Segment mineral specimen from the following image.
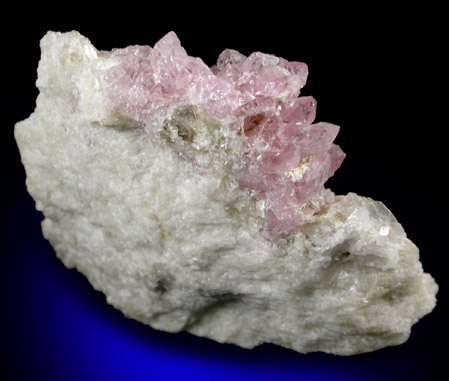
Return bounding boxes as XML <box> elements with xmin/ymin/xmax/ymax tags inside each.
<box><xmin>14</xmin><ymin>31</ymin><xmax>438</xmax><ymax>355</ymax></box>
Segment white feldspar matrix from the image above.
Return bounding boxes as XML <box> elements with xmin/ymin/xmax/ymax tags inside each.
<box><xmin>15</xmin><ymin>31</ymin><xmax>437</xmax><ymax>355</ymax></box>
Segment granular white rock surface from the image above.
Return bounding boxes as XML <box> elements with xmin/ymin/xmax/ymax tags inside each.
<box><xmin>15</xmin><ymin>31</ymin><xmax>438</xmax><ymax>355</ymax></box>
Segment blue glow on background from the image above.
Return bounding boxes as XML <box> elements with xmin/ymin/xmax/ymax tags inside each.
<box><xmin>5</xmin><ymin>192</ymin><xmax>439</xmax><ymax>381</ymax></box>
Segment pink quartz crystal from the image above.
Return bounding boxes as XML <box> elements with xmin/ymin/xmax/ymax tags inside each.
<box><xmin>104</xmin><ymin>32</ymin><xmax>345</xmax><ymax>238</ymax></box>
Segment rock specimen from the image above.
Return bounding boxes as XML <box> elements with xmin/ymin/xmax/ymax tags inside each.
<box><xmin>15</xmin><ymin>31</ymin><xmax>438</xmax><ymax>355</ymax></box>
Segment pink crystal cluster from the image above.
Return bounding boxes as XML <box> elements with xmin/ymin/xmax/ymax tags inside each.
<box><xmin>104</xmin><ymin>32</ymin><xmax>345</xmax><ymax>237</ymax></box>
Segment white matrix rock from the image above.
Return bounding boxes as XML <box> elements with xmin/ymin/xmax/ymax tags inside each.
<box><xmin>15</xmin><ymin>31</ymin><xmax>438</xmax><ymax>355</ymax></box>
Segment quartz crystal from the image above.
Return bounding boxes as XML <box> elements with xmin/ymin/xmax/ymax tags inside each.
<box><xmin>14</xmin><ymin>31</ymin><xmax>438</xmax><ymax>355</ymax></box>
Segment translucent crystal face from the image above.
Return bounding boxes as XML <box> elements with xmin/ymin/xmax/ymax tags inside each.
<box><xmin>104</xmin><ymin>32</ymin><xmax>345</xmax><ymax>237</ymax></box>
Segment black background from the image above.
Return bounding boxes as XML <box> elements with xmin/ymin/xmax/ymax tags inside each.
<box><xmin>2</xmin><ymin>5</ymin><xmax>446</xmax><ymax>380</ymax></box>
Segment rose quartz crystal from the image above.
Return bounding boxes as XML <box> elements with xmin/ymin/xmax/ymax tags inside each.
<box><xmin>104</xmin><ymin>32</ymin><xmax>345</xmax><ymax>238</ymax></box>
